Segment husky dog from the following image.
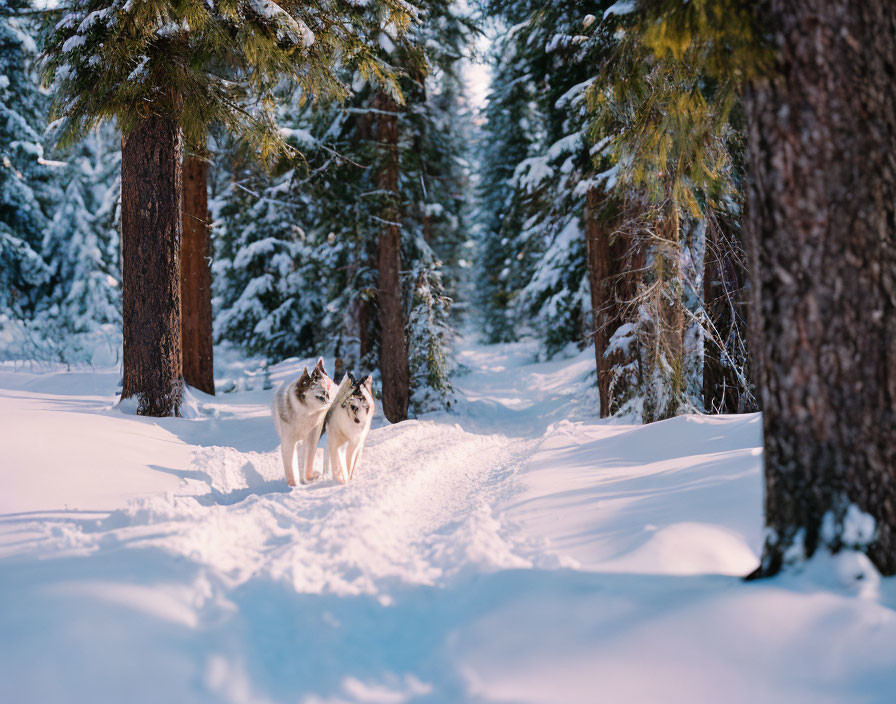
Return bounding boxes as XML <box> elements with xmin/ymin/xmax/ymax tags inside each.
<box><xmin>273</xmin><ymin>359</ymin><xmax>336</xmax><ymax>486</ymax></box>
<box><xmin>323</xmin><ymin>374</ymin><xmax>375</xmax><ymax>484</ymax></box>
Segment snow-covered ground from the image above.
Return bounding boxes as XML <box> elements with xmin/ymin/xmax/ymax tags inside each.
<box><xmin>2</xmin><ymin>337</ymin><xmax>895</xmax><ymax>703</ymax></box>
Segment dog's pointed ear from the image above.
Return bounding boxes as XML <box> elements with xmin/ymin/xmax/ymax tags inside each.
<box><xmin>362</xmin><ymin>375</ymin><xmax>373</xmax><ymax>392</ymax></box>
<box><xmin>348</xmin><ymin>371</ymin><xmax>357</xmax><ymax>385</ymax></box>
<box><xmin>315</xmin><ymin>357</ymin><xmax>326</xmax><ymax>376</ymax></box>
<box><xmin>296</xmin><ymin>368</ymin><xmax>311</xmax><ymax>399</ymax></box>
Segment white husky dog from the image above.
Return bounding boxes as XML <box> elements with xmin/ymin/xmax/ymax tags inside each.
<box><xmin>272</xmin><ymin>359</ymin><xmax>336</xmax><ymax>486</ymax></box>
<box><xmin>323</xmin><ymin>374</ymin><xmax>375</xmax><ymax>484</ymax></box>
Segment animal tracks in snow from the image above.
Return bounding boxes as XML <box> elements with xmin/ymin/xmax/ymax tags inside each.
<box><xmin>23</xmin><ymin>415</ymin><xmax>539</xmax><ymax>599</ymax></box>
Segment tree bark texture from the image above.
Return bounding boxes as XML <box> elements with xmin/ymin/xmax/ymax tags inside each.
<box><xmin>180</xmin><ymin>154</ymin><xmax>215</xmax><ymax>395</ymax></box>
<box><xmin>121</xmin><ymin>115</ymin><xmax>184</xmax><ymax>417</ymax></box>
<box><xmin>745</xmin><ymin>0</ymin><xmax>896</xmax><ymax>576</ymax></box>
<box><xmin>374</xmin><ymin>90</ymin><xmax>410</xmax><ymax>423</ymax></box>
<box><xmin>585</xmin><ymin>188</ymin><xmax>638</xmax><ymax>417</ymax></box>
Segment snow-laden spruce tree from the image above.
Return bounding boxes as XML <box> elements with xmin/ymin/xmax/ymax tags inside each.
<box><xmin>212</xmin><ymin>124</ymin><xmax>326</xmax><ymax>359</ymax></box>
<box><xmin>478</xmin><ymin>2</ymin><xmax>619</xmax><ymax>359</ymax></box>
<box><xmin>39</xmin><ymin>126</ymin><xmax>121</xmax><ymax>357</ymax></box>
<box><xmin>0</xmin><ymin>0</ymin><xmax>51</xmax><ymax>324</ymax></box>
<box><xmin>396</xmin><ymin>3</ymin><xmax>473</xmax><ymax>413</ymax></box>
<box><xmin>475</xmin><ymin>26</ymin><xmax>540</xmax><ymax>344</ymax></box>
<box><xmin>217</xmin><ymin>1</ymin><xmax>473</xmax><ymax>419</ymax></box>
<box><xmin>210</xmin><ymin>91</ymin><xmax>381</xmax><ymax>373</ymax></box>
<box><xmin>42</xmin><ymin>0</ymin><xmax>413</xmax><ymax>416</ymax></box>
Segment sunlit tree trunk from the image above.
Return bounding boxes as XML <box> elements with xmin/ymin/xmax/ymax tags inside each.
<box><xmin>374</xmin><ymin>89</ymin><xmax>409</xmax><ymax>422</ymax></box>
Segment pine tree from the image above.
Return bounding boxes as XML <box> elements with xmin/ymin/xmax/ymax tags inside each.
<box><xmin>744</xmin><ymin>0</ymin><xmax>896</xmax><ymax>576</ymax></box>
<box><xmin>478</xmin><ymin>2</ymin><xmax>618</xmax><ymax>358</ymax></box>
<box><xmin>40</xmin><ymin>125</ymin><xmax>121</xmax><ymax>350</ymax></box>
<box><xmin>0</xmin><ymin>0</ymin><xmax>50</xmax><ymax>321</ymax></box>
<box><xmin>475</xmin><ymin>27</ymin><xmax>540</xmax><ymax>343</ymax></box>
<box><xmin>587</xmin><ymin>0</ymin><xmax>761</xmax><ymax>420</ymax></box>
<box><xmin>212</xmin><ymin>135</ymin><xmax>325</xmax><ymax>360</ymax></box>
<box><xmin>230</xmin><ymin>1</ymin><xmax>474</xmax><ymax>419</ymax></box>
<box><xmin>373</xmin><ymin>85</ymin><xmax>410</xmax><ymax>422</ymax></box>
<box><xmin>390</xmin><ymin>1</ymin><xmax>472</xmax><ymax>414</ymax></box>
<box><xmin>42</xmin><ymin>0</ymin><xmax>413</xmax><ymax>416</ymax></box>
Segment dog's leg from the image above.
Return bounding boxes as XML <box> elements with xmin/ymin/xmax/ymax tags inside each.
<box><xmin>348</xmin><ymin>441</ymin><xmax>364</xmax><ymax>482</ymax></box>
<box><xmin>301</xmin><ymin>425</ymin><xmax>322</xmax><ymax>483</ymax></box>
<box><xmin>334</xmin><ymin>442</ymin><xmax>349</xmax><ymax>484</ymax></box>
<box><xmin>280</xmin><ymin>435</ymin><xmax>299</xmax><ymax>487</ymax></box>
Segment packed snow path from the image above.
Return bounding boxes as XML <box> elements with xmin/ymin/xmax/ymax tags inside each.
<box><xmin>2</xmin><ymin>339</ymin><xmax>896</xmax><ymax>703</ymax></box>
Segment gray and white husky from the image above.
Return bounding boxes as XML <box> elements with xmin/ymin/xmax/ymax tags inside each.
<box><xmin>272</xmin><ymin>359</ymin><xmax>337</xmax><ymax>486</ymax></box>
<box><xmin>323</xmin><ymin>374</ymin><xmax>375</xmax><ymax>484</ymax></box>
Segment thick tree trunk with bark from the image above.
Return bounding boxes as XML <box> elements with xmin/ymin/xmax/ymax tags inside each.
<box><xmin>374</xmin><ymin>90</ymin><xmax>409</xmax><ymax>423</ymax></box>
<box><xmin>585</xmin><ymin>188</ymin><xmax>640</xmax><ymax>417</ymax></box>
<box><xmin>121</xmin><ymin>115</ymin><xmax>184</xmax><ymax>417</ymax></box>
<box><xmin>745</xmin><ymin>0</ymin><xmax>896</xmax><ymax>576</ymax></box>
<box><xmin>180</xmin><ymin>154</ymin><xmax>215</xmax><ymax>395</ymax></box>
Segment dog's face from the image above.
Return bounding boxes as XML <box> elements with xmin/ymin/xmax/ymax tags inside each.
<box><xmin>296</xmin><ymin>359</ymin><xmax>335</xmax><ymax>409</ymax></box>
<box><xmin>345</xmin><ymin>376</ymin><xmax>374</xmax><ymax>425</ymax></box>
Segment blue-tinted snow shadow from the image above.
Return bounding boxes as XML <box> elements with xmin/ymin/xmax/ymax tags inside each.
<box><xmin>145</xmin><ymin>463</ymin><xmax>291</xmax><ymax>506</ymax></box>
<box><xmin>3</xmin><ymin>545</ymin><xmax>896</xmax><ymax>704</ymax></box>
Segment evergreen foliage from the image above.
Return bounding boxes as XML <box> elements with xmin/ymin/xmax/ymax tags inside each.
<box><xmin>585</xmin><ymin>0</ymin><xmax>760</xmax><ymax>419</ymax></box>
<box><xmin>41</xmin><ymin>125</ymin><xmax>121</xmax><ymax>335</ymax></box>
<box><xmin>212</xmin><ymin>131</ymin><xmax>325</xmax><ymax>359</ymax></box>
<box><xmin>213</xmin><ymin>1</ymin><xmax>474</xmax><ymax>414</ymax></box>
<box><xmin>0</xmin><ymin>0</ymin><xmax>762</xmax><ymax>425</ymax></box>
<box><xmin>0</xmin><ymin>0</ymin><xmax>51</xmax><ymax>319</ymax></box>
<box><xmin>42</xmin><ymin>0</ymin><xmax>413</xmax><ymax>156</ymax></box>
<box><xmin>476</xmin><ymin>1</ymin><xmax>616</xmax><ymax>356</ymax></box>
<box><xmin>474</xmin><ymin>27</ymin><xmax>539</xmax><ymax>343</ymax></box>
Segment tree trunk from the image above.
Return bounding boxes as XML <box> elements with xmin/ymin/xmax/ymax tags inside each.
<box><xmin>180</xmin><ymin>154</ymin><xmax>215</xmax><ymax>395</ymax></box>
<box><xmin>374</xmin><ymin>90</ymin><xmax>409</xmax><ymax>423</ymax></box>
<box><xmin>585</xmin><ymin>188</ymin><xmax>637</xmax><ymax>417</ymax></box>
<box><xmin>745</xmin><ymin>0</ymin><xmax>896</xmax><ymax>576</ymax></box>
<box><xmin>121</xmin><ymin>115</ymin><xmax>184</xmax><ymax>416</ymax></box>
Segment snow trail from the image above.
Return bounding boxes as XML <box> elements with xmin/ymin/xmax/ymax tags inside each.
<box><xmin>3</xmin><ymin>338</ymin><xmax>896</xmax><ymax>703</ymax></box>
<box><xmin>15</xmin><ymin>341</ymin><xmax>554</xmax><ymax>598</ymax></box>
